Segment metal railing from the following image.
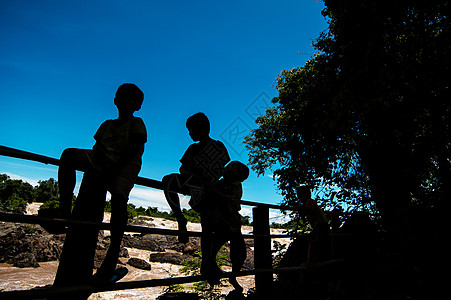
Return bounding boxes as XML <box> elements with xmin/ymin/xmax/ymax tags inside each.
<box><xmin>0</xmin><ymin>145</ymin><xmax>341</xmax><ymax>299</ymax></box>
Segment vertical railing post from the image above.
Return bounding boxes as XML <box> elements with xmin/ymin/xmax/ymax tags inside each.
<box><xmin>253</xmin><ymin>206</ymin><xmax>273</xmax><ymax>299</ymax></box>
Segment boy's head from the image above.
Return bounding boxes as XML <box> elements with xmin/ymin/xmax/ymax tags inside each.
<box><xmin>186</xmin><ymin>112</ymin><xmax>210</xmax><ymax>141</ymax></box>
<box><xmin>296</xmin><ymin>185</ymin><xmax>311</xmax><ymax>204</ymax></box>
<box><xmin>224</xmin><ymin>161</ymin><xmax>249</xmax><ymax>182</ymax></box>
<box><xmin>114</xmin><ymin>83</ymin><xmax>144</xmax><ymax>112</ymax></box>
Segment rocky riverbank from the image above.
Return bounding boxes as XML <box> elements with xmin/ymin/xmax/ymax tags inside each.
<box><xmin>0</xmin><ymin>203</ymin><xmax>290</xmax><ymax>299</ymax></box>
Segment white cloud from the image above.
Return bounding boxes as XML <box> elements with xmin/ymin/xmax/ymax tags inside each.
<box><xmin>4</xmin><ymin>172</ymin><xmax>40</xmax><ymax>186</ymax></box>
<box><xmin>127</xmin><ymin>186</ymin><xmax>191</xmax><ymax>212</ymax></box>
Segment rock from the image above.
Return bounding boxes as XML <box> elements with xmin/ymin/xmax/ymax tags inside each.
<box><xmin>122</xmin><ymin>234</ymin><xmax>202</xmax><ymax>254</ymax></box>
<box><xmin>122</xmin><ymin>234</ymin><xmax>165</xmax><ymax>252</ymax></box>
<box><xmin>93</xmin><ymin>250</ymin><xmax>106</xmax><ymax>269</ymax></box>
<box><xmin>127</xmin><ymin>257</ymin><xmax>152</xmax><ymax>270</ymax></box>
<box><xmin>154</xmin><ymin>235</ymin><xmax>185</xmax><ymax>252</ymax></box>
<box><xmin>243</xmin><ymin>247</ymin><xmax>254</xmax><ymax>270</ymax></box>
<box><xmin>93</xmin><ymin>236</ymin><xmax>129</xmax><ymax>269</ymax></box>
<box><xmin>182</xmin><ymin>239</ymin><xmax>201</xmax><ymax>255</ymax></box>
<box><xmin>245</xmin><ymin>239</ymin><xmax>254</xmax><ymax>248</ymax></box>
<box><xmin>0</xmin><ymin>222</ymin><xmax>64</xmax><ymax>267</ymax></box>
<box><xmin>148</xmin><ymin>252</ymin><xmax>194</xmax><ymax>265</ymax></box>
<box><xmin>145</xmin><ymin>234</ymin><xmax>201</xmax><ymax>254</ymax></box>
<box><xmin>119</xmin><ymin>246</ymin><xmax>129</xmax><ymax>258</ymax></box>
<box><xmin>12</xmin><ymin>252</ymin><xmax>39</xmax><ymax>268</ymax></box>
<box><xmin>32</xmin><ymin>236</ymin><xmax>64</xmax><ymax>262</ymax></box>
<box><xmin>129</xmin><ymin>218</ymin><xmax>156</xmax><ymax>227</ymax></box>
<box><xmin>0</xmin><ymin>222</ymin><xmax>131</xmax><ymax>269</ymax></box>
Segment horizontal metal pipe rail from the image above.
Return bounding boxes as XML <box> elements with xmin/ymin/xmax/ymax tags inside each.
<box><xmin>0</xmin><ymin>212</ymin><xmax>290</xmax><ymax>239</ymax></box>
<box><xmin>0</xmin><ymin>145</ymin><xmax>286</xmax><ymax>211</ymax></box>
<box><xmin>0</xmin><ymin>145</ymin><xmax>300</xmax><ymax>298</ymax></box>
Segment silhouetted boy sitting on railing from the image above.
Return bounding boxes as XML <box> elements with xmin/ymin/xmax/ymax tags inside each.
<box><xmin>202</xmin><ymin>161</ymin><xmax>249</xmax><ymax>293</ymax></box>
<box><xmin>50</xmin><ymin>83</ymin><xmax>147</xmax><ymax>293</ymax></box>
<box><xmin>162</xmin><ymin>112</ymin><xmax>230</xmax><ymax>243</ymax></box>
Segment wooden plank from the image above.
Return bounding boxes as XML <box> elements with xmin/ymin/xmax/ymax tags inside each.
<box><xmin>253</xmin><ymin>206</ymin><xmax>273</xmax><ymax>299</ymax></box>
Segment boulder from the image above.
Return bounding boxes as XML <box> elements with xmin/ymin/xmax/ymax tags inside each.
<box><xmin>93</xmin><ymin>235</ymin><xmax>129</xmax><ymax>269</ymax></box>
<box><xmin>0</xmin><ymin>222</ymin><xmax>131</xmax><ymax>269</ymax></box>
<box><xmin>149</xmin><ymin>252</ymin><xmax>194</xmax><ymax>265</ymax></box>
<box><xmin>0</xmin><ymin>222</ymin><xmax>64</xmax><ymax>268</ymax></box>
<box><xmin>122</xmin><ymin>234</ymin><xmax>165</xmax><ymax>252</ymax></box>
<box><xmin>13</xmin><ymin>252</ymin><xmax>39</xmax><ymax>268</ymax></box>
<box><xmin>122</xmin><ymin>234</ymin><xmax>202</xmax><ymax>254</ymax></box>
<box><xmin>129</xmin><ymin>217</ymin><xmax>156</xmax><ymax>227</ymax></box>
<box><xmin>127</xmin><ymin>257</ymin><xmax>152</xmax><ymax>270</ymax></box>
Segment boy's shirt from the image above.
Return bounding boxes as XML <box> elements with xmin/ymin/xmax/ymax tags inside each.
<box><xmin>180</xmin><ymin>139</ymin><xmax>230</xmax><ymax>183</ymax></box>
<box><xmin>93</xmin><ymin>116</ymin><xmax>147</xmax><ymax>169</ymax></box>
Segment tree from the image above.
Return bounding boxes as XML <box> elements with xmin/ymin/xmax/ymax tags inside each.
<box><xmin>0</xmin><ymin>174</ymin><xmax>34</xmax><ymax>212</ymax></box>
<box><xmin>33</xmin><ymin>178</ymin><xmax>59</xmax><ymax>203</ymax></box>
<box><xmin>245</xmin><ymin>0</ymin><xmax>450</xmax><ymax>235</ymax></box>
<box><xmin>245</xmin><ymin>2</ymin><xmax>449</xmax><ymax>296</ymax></box>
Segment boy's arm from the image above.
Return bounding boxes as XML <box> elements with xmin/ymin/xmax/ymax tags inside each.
<box><xmin>179</xmin><ymin>144</ymin><xmax>196</xmax><ymax>174</ymax></box>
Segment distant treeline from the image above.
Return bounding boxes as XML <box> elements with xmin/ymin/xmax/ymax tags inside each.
<box><xmin>1</xmin><ymin>174</ymin><xmax>293</xmax><ymax>228</ymax></box>
<box><xmin>0</xmin><ymin>173</ymin><xmax>58</xmax><ymax>213</ymax></box>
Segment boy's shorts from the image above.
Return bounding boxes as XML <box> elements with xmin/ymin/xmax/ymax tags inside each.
<box><xmin>63</xmin><ymin>148</ymin><xmax>140</xmax><ymax>199</ymax></box>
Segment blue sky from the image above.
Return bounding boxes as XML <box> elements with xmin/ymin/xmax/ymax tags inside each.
<box><xmin>0</xmin><ymin>1</ymin><xmax>327</xmax><ymax>221</ymax></box>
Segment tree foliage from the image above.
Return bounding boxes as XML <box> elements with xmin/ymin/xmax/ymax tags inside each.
<box><xmin>0</xmin><ymin>175</ymin><xmax>62</xmax><ymax>213</ymax></box>
<box><xmin>0</xmin><ymin>174</ymin><xmax>35</xmax><ymax>212</ymax></box>
<box><xmin>245</xmin><ymin>0</ymin><xmax>450</xmax><ymax>230</ymax></box>
<box><xmin>34</xmin><ymin>178</ymin><xmax>59</xmax><ymax>203</ymax></box>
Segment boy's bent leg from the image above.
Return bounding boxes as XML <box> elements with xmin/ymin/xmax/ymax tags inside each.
<box><xmin>162</xmin><ymin>174</ymin><xmax>186</xmax><ymax>221</ymax></box>
<box><xmin>162</xmin><ymin>174</ymin><xmax>188</xmax><ymax>242</ymax></box>
<box><xmin>58</xmin><ymin>149</ymin><xmax>79</xmax><ymax>217</ymax></box>
<box><xmin>53</xmin><ymin>171</ymin><xmax>106</xmax><ymax>296</ymax></box>
<box><xmin>58</xmin><ymin>148</ymin><xmax>95</xmax><ymax>218</ymax></box>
